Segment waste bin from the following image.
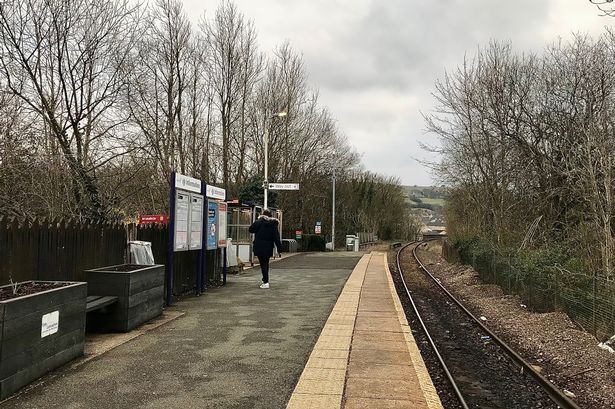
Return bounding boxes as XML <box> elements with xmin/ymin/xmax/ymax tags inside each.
<box><xmin>346</xmin><ymin>235</ymin><xmax>359</xmax><ymax>251</ymax></box>
<box><xmin>281</xmin><ymin>239</ymin><xmax>298</xmax><ymax>253</ymax></box>
<box><xmin>129</xmin><ymin>241</ymin><xmax>155</xmax><ymax>265</ymax></box>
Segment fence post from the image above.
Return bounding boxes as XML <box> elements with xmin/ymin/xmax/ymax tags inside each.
<box><xmin>492</xmin><ymin>252</ymin><xmax>496</xmax><ymax>285</ymax></box>
<box><xmin>554</xmin><ymin>268</ymin><xmax>559</xmax><ymax>311</ymax></box>
<box><xmin>507</xmin><ymin>258</ymin><xmax>512</xmax><ymax>294</ymax></box>
<box><xmin>529</xmin><ymin>268</ymin><xmax>533</xmax><ymax>308</ymax></box>
<box><xmin>593</xmin><ymin>273</ymin><xmax>597</xmax><ymax>337</ymax></box>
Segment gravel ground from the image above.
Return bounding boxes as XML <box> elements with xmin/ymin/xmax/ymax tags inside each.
<box><xmin>390</xmin><ymin>245</ymin><xmax>557</xmax><ymax>409</ymax></box>
<box><xmin>417</xmin><ymin>241</ymin><xmax>615</xmax><ymax>409</ymax></box>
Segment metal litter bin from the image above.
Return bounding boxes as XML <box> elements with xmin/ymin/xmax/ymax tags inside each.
<box><xmin>281</xmin><ymin>239</ymin><xmax>298</xmax><ymax>253</ymax></box>
<box><xmin>346</xmin><ymin>235</ymin><xmax>359</xmax><ymax>251</ymax></box>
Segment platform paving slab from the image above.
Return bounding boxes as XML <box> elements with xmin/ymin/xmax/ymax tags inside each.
<box><xmin>286</xmin><ymin>252</ymin><xmax>444</xmax><ymax>409</ymax></box>
<box><xmin>286</xmin><ymin>254</ymin><xmax>370</xmax><ymax>409</ymax></box>
<box><xmin>0</xmin><ymin>252</ymin><xmax>362</xmax><ymax>409</ymax></box>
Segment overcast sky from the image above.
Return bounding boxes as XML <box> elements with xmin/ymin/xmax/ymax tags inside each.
<box><xmin>182</xmin><ymin>0</ymin><xmax>612</xmax><ymax>186</ymax></box>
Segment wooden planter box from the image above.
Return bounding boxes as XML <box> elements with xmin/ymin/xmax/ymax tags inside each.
<box><xmin>0</xmin><ymin>281</ymin><xmax>87</xmax><ymax>400</ymax></box>
<box><xmin>85</xmin><ymin>264</ymin><xmax>164</xmax><ymax>332</ymax></box>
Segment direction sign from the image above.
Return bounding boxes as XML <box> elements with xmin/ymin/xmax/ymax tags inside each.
<box><xmin>268</xmin><ymin>183</ymin><xmax>300</xmax><ymax>190</ymax></box>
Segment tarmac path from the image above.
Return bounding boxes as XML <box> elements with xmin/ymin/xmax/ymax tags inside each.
<box><xmin>2</xmin><ymin>253</ymin><xmax>362</xmax><ymax>409</ymax></box>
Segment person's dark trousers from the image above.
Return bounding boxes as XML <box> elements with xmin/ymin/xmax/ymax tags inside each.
<box><xmin>258</xmin><ymin>256</ymin><xmax>270</xmax><ymax>283</ymax></box>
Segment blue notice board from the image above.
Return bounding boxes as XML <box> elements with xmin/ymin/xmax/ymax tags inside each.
<box><xmin>207</xmin><ymin>200</ymin><xmax>219</xmax><ymax>250</ymax></box>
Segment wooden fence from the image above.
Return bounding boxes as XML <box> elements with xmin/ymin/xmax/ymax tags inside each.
<box><xmin>0</xmin><ymin>217</ymin><xmax>126</xmax><ymax>284</ymax></box>
<box><xmin>0</xmin><ymin>218</ymin><xmax>221</xmax><ymax>295</ymax></box>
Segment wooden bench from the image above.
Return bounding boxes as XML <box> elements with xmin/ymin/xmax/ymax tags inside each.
<box><xmin>86</xmin><ymin>295</ymin><xmax>119</xmax><ymax>313</ymax></box>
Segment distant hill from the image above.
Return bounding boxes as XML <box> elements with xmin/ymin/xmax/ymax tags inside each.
<box><xmin>402</xmin><ymin>185</ymin><xmax>447</xmax><ymax>226</ymax></box>
<box><xmin>403</xmin><ymin>186</ymin><xmax>447</xmax><ymax>207</ymax></box>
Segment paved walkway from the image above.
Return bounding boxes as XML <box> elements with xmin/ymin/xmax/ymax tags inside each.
<box><xmin>1</xmin><ymin>253</ymin><xmax>362</xmax><ymax>409</ymax></box>
<box><xmin>287</xmin><ymin>252</ymin><xmax>443</xmax><ymax>409</ymax></box>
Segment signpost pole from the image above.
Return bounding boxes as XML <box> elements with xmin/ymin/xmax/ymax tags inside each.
<box><xmin>223</xmin><ymin>247</ymin><xmax>227</xmax><ymax>285</ymax></box>
<box><xmin>332</xmin><ymin>167</ymin><xmax>336</xmax><ymax>251</ymax></box>
<box><xmin>165</xmin><ymin>172</ymin><xmax>176</xmax><ymax>306</ymax></box>
<box><xmin>264</xmin><ymin>128</ymin><xmax>269</xmax><ymax>209</ymax></box>
<box><xmin>196</xmin><ymin>182</ymin><xmax>205</xmax><ymax>295</ymax></box>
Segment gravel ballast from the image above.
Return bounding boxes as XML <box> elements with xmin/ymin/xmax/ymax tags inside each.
<box><xmin>417</xmin><ymin>241</ymin><xmax>615</xmax><ymax>409</ymax></box>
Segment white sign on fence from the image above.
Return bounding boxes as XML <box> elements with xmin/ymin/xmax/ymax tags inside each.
<box><xmin>41</xmin><ymin>311</ymin><xmax>59</xmax><ymax>338</ymax></box>
<box><xmin>268</xmin><ymin>183</ymin><xmax>300</xmax><ymax>190</ymax></box>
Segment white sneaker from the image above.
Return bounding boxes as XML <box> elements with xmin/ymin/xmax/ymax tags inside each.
<box><xmin>260</xmin><ymin>283</ymin><xmax>270</xmax><ymax>289</ymax></box>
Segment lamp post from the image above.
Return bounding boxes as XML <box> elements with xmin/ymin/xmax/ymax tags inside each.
<box><xmin>332</xmin><ymin>164</ymin><xmax>336</xmax><ymax>250</ymax></box>
<box><xmin>263</xmin><ymin>111</ymin><xmax>287</xmax><ymax>209</ymax></box>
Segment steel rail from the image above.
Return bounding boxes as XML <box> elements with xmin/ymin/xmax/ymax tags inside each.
<box><xmin>395</xmin><ymin>242</ymin><xmax>470</xmax><ymax>409</ymax></box>
<box><xmin>410</xmin><ymin>241</ymin><xmax>582</xmax><ymax>409</ymax></box>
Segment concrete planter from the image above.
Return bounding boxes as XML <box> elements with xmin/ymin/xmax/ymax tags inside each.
<box><xmin>85</xmin><ymin>264</ymin><xmax>164</xmax><ymax>332</ymax></box>
<box><xmin>0</xmin><ymin>281</ymin><xmax>87</xmax><ymax>400</ymax></box>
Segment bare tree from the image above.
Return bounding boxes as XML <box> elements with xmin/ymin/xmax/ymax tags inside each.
<box><xmin>0</xmin><ymin>0</ymin><xmax>142</xmax><ymax>219</ymax></box>
<box><xmin>128</xmin><ymin>0</ymin><xmax>194</xmax><ymax>179</ymax></box>
<box><xmin>202</xmin><ymin>0</ymin><xmax>261</xmax><ymax>192</ymax></box>
<box><xmin>590</xmin><ymin>0</ymin><xmax>615</xmax><ymax>17</ymax></box>
<box><xmin>427</xmin><ymin>31</ymin><xmax>615</xmax><ymax>279</ymax></box>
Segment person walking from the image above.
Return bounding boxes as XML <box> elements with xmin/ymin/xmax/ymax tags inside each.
<box><xmin>249</xmin><ymin>209</ymin><xmax>283</xmax><ymax>289</ymax></box>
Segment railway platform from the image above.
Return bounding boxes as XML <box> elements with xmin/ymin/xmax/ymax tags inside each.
<box><xmin>287</xmin><ymin>252</ymin><xmax>442</xmax><ymax>409</ymax></box>
<box><xmin>0</xmin><ymin>251</ymin><xmax>442</xmax><ymax>409</ymax></box>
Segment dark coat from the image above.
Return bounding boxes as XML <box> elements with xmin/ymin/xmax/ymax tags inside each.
<box><xmin>249</xmin><ymin>215</ymin><xmax>283</xmax><ymax>258</ymax></box>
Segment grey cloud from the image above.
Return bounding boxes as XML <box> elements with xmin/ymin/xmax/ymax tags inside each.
<box><xmin>184</xmin><ymin>0</ymin><xmax>605</xmax><ymax>185</ymax></box>
<box><xmin>304</xmin><ymin>0</ymin><xmax>552</xmax><ymax>94</ymax></box>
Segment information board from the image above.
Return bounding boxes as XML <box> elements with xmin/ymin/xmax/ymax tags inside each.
<box><xmin>174</xmin><ymin>191</ymin><xmax>190</xmax><ymax>251</ymax></box>
<box><xmin>207</xmin><ymin>200</ymin><xmax>219</xmax><ymax>250</ymax></box>
<box><xmin>218</xmin><ymin>202</ymin><xmax>227</xmax><ymax>248</ymax></box>
<box><xmin>189</xmin><ymin>194</ymin><xmax>204</xmax><ymax>250</ymax></box>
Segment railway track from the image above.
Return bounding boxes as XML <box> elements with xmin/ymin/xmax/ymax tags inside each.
<box><xmin>393</xmin><ymin>241</ymin><xmax>581</xmax><ymax>409</ymax></box>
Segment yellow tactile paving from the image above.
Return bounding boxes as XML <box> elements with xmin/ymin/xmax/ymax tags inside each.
<box><xmin>286</xmin><ymin>252</ymin><xmax>443</xmax><ymax>409</ymax></box>
<box><xmin>286</xmin><ymin>253</ymin><xmax>371</xmax><ymax>409</ymax></box>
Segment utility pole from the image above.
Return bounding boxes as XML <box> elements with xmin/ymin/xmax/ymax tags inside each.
<box><xmin>332</xmin><ymin>165</ymin><xmax>336</xmax><ymax>250</ymax></box>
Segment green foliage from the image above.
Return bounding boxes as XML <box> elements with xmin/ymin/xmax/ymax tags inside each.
<box><xmin>447</xmin><ymin>235</ymin><xmax>615</xmax><ymax>339</ymax></box>
<box><xmin>237</xmin><ymin>175</ymin><xmax>278</xmax><ymax>208</ymax></box>
<box><xmin>452</xmin><ymin>235</ymin><xmax>583</xmax><ymax>274</ymax></box>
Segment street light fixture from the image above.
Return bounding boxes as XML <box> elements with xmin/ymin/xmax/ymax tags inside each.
<box><xmin>264</xmin><ymin>111</ymin><xmax>287</xmax><ymax>209</ymax></box>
